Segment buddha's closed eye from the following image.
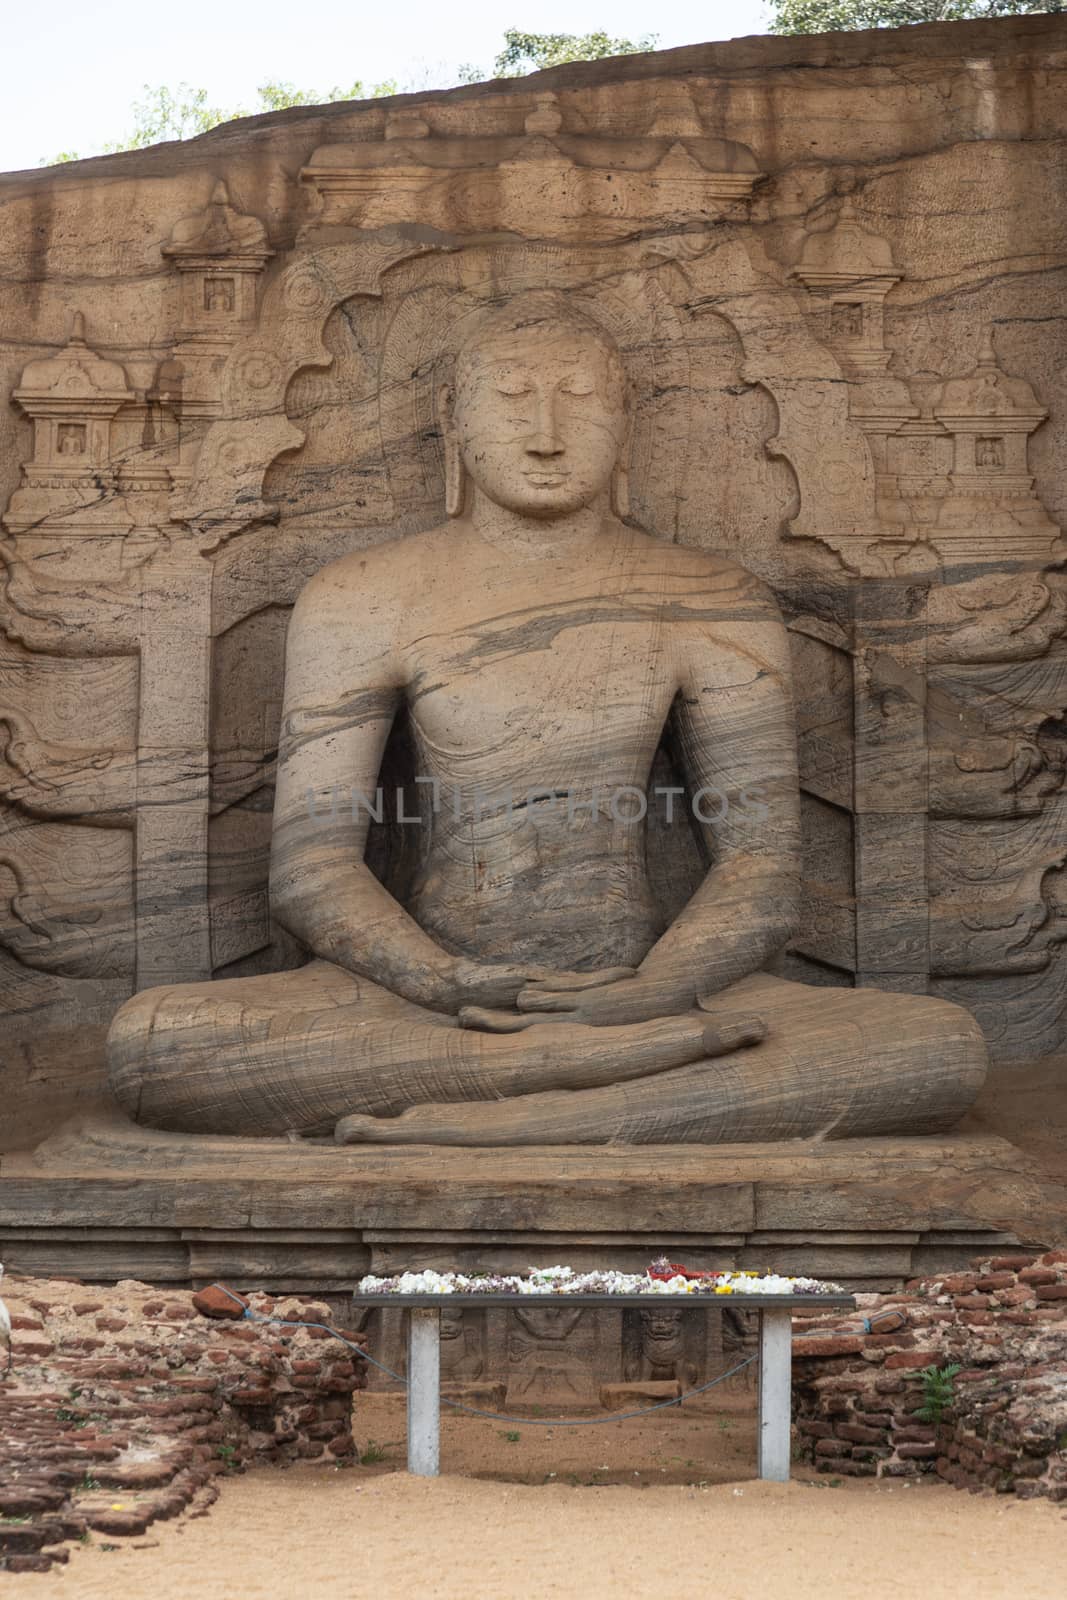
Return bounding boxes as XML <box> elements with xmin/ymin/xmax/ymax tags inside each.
<box><xmin>492</xmin><ymin>368</ymin><xmax>534</xmax><ymax>396</ymax></box>
<box><xmin>492</xmin><ymin>377</ymin><xmax>596</xmax><ymax>398</ymax></box>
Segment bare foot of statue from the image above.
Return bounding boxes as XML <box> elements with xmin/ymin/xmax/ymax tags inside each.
<box><xmin>106</xmin><ymin>291</ymin><xmax>987</xmax><ymax>1143</ymax></box>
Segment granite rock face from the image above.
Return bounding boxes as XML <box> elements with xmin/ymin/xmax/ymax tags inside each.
<box><xmin>0</xmin><ymin>15</ymin><xmax>1065</xmax><ymax>1150</ymax></box>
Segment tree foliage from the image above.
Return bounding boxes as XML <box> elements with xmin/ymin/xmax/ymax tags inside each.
<box><xmin>769</xmin><ymin>0</ymin><xmax>1059</xmax><ymax>34</ymax></box>
<box><xmin>45</xmin><ymin>78</ymin><xmax>396</xmax><ymax>163</ymax></box>
<box><xmin>490</xmin><ymin>27</ymin><xmax>658</xmax><ymax>76</ymax></box>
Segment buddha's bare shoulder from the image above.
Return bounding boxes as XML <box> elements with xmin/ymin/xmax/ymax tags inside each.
<box><xmin>291</xmin><ymin>526</ymin><xmax>452</xmax><ymax>620</ymax></box>
<box><xmin>632</xmin><ymin>531</ymin><xmax>784</xmax><ymax>620</ymax></box>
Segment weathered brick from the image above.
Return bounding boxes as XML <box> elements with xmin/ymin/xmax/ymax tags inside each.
<box><xmin>995</xmin><ymin>1287</ymin><xmax>1037</xmax><ymax>1308</ymax></box>
<box><xmin>797</xmin><ymin>1419</ymin><xmax>836</xmax><ymax>1439</ymax></box>
<box><xmin>837</xmin><ymin>1422</ymin><xmax>886</xmax><ymax>1445</ymax></box>
<box><xmin>821</xmin><ymin>1457</ymin><xmax>876</xmax><ymax>1476</ymax></box>
<box><xmin>793</xmin><ymin>1334</ymin><xmax>864</xmax><ymax>1359</ymax></box>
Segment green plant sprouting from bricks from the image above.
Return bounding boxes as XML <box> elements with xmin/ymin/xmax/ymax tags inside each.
<box><xmin>917</xmin><ymin>1363</ymin><xmax>963</xmax><ymax>1423</ymax></box>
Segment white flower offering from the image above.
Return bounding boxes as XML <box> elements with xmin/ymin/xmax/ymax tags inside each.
<box><xmin>356</xmin><ymin>1261</ymin><xmax>844</xmax><ymax>1297</ymax></box>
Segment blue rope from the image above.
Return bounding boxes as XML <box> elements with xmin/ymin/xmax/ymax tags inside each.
<box><xmin>205</xmin><ymin>1283</ymin><xmax>759</xmax><ymax>1429</ymax></box>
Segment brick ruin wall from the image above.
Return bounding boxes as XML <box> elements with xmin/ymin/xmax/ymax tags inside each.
<box><xmin>0</xmin><ymin>1278</ymin><xmax>364</xmax><ymax>1573</ymax></box>
<box><xmin>794</xmin><ymin>1250</ymin><xmax>1067</xmax><ymax>1497</ymax></box>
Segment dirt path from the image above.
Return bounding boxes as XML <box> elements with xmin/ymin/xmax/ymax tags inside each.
<box><xmin>6</xmin><ymin>1469</ymin><xmax>1063</xmax><ymax>1600</ymax></box>
<box><xmin>5</xmin><ymin>1396</ymin><xmax>1064</xmax><ymax>1598</ymax></box>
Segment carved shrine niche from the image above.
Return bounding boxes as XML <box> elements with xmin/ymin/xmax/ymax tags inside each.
<box><xmin>160</xmin><ymin>182</ymin><xmax>275</xmax><ymax>500</ymax></box>
<box><xmin>788</xmin><ymin>204</ymin><xmax>1062</xmax><ymax>576</ymax></box>
<box><xmin>4</xmin><ymin>312</ymin><xmax>135</xmax><ymax>538</ymax></box>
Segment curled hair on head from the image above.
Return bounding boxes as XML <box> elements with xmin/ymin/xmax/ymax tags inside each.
<box><xmin>453</xmin><ymin>289</ymin><xmax>629</xmax><ymax>398</ymax></box>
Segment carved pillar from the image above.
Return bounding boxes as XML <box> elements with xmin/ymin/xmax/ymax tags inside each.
<box><xmin>142</xmin><ymin>183</ymin><xmax>276</xmax><ymax>985</ymax></box>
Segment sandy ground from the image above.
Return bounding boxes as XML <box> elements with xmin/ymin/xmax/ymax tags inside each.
<box><xmin>6</xmin><ymin>1396</ymin><xmax>1065</xmax><ymax>1599</ymax></box>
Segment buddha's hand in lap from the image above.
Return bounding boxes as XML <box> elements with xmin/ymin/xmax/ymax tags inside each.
<box><xmin>461</xmin><ymin>972</ymin><xmax>768</xmax><ymax>1057</ymax></box>
<box><xmin>444</xmin><ymin>958</ymin><xmax>636</xmax><ymax>1014</ymax></box>
<box><xmin>466</xmin><ymin>972</ymin><xmax>697</xmax><ymax>1029</ymax></box>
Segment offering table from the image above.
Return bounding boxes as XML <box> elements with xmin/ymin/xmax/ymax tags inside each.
<box><xmin>349</xmin><ymin>1290</ymin><xmax>856</xmax><ymax>1481</ymax></box>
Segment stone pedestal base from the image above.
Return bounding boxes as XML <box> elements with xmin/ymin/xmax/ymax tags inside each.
<box><xmin>0</xmin><ymin>1111</ymin><xmax>1060</xmax><ymax>1292</ymax></box>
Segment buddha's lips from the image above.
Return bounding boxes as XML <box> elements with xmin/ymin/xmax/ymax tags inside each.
<box><xmin>524</xmin><ymin>470</ymin><xmax>570</xmax><ymax>485</ymax></box>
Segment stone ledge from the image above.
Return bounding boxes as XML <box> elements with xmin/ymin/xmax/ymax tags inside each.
<box><xmin>0</xmin><ymin>1115</ymin><xmax>1059</xmax><ymax>1289</ymax></box>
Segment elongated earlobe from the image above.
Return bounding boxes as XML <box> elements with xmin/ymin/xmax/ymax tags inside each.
<box><xmin>610</xmin><ymin>460</ymin><xmax>631</xmax><ymax>520</ymax></box>
<box><xmin>438</xmin><ymin>383</ymin><xmax>466</xmax><ymax>518</ymax></box>
<box><xmin>611</xmin><ymin>404</ymin><xmax>633</xmax><ymax>519</ymax></box>
<box><xmin>444</xmin><ymin>427</ymin><xmax>466</xmax><ymax>518</ymax></box>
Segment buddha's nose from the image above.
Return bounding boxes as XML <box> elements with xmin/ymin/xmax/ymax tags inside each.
<box><xmin>526</xmin><ymin>393</ymin><xmax>564</xmax><ymax>456</ymax></box>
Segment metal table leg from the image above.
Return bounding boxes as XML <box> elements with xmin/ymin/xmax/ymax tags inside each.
<box><xmin>406</xmin><ymin>1307</ymin><xmax>441</xmax><ymax>1476</ymax></box>
<box><xmin>757</xmin><ymin>1306</ymin><xmax>792</xmax><ymax>1482</ymax></box>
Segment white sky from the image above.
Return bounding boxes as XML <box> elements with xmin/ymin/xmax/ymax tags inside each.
<box><xmin>1</xmin><ymin>0</ymin><xmax>772</xmax><ymax>173</ymax></box>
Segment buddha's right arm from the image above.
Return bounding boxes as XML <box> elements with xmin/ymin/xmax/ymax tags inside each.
<box><xmin>267</xmin><ymin>563</ymin><xmax>458</xmax><ymax>1009</ymax></box>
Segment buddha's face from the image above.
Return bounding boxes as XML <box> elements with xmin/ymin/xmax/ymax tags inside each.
<box><xmin>452</xmin><ymin>317</ymin><xmax>627</xmax><ymax>520</ymax></box>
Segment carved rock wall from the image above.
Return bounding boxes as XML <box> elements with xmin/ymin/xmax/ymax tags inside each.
<box><xmin>1</xmin><ymin>15</ymin><xmax>1065</xmax><ymax>1145</ymax></box>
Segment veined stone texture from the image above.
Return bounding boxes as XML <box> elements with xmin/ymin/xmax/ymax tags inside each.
<box><xmin>0</xmin><ymin>16</ymin><xmax>1065</xmax><ymax>1150</ymax></box>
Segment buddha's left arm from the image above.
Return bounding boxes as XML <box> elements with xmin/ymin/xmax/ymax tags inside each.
<box><xmin>634</xmin><ymin>581</ymin><xmax>802</xmax><ymax>1006</ymax></box>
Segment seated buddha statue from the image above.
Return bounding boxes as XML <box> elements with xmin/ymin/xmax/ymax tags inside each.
<box><xmin>107</xmin><ymin>292</ymin><xmax>987</xmax><ymax>1145</ymax></box>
